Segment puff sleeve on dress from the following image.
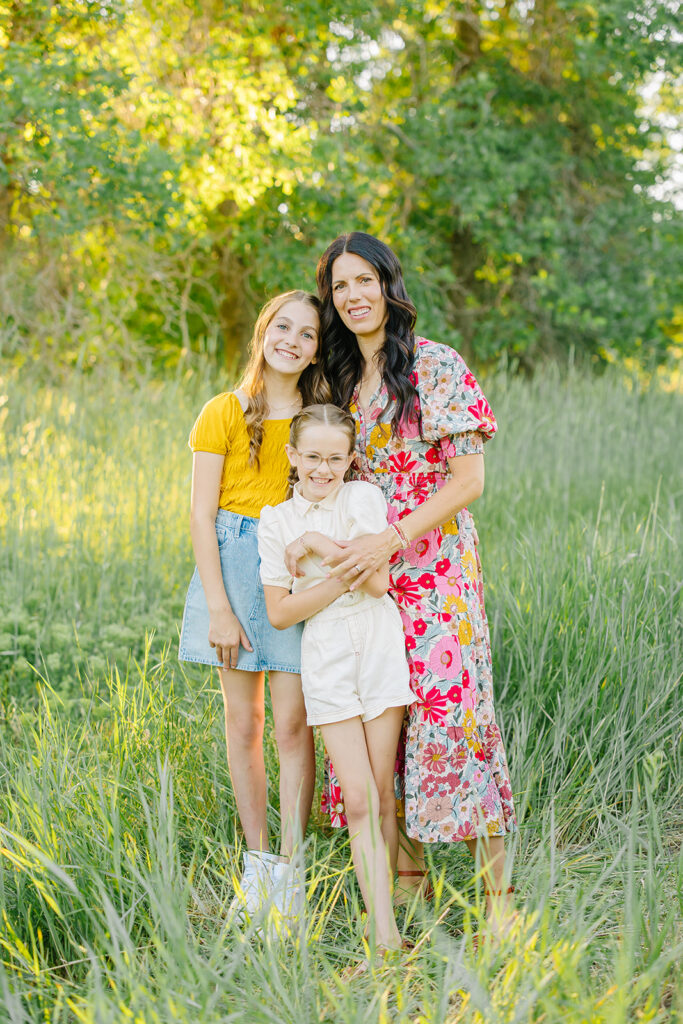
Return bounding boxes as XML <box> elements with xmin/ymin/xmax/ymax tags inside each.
<box><xmin>416</xmin><ymin>340</ymin><xmax>497</xmax><ymax>458</ymax></box>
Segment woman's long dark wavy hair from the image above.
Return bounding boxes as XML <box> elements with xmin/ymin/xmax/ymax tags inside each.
<box><xmin>316</xmin><ymin>232</ymin><xmax>420</xmax><ymax>435</ymax></box>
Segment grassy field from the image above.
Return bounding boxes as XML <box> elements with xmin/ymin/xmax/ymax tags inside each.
<box><xmin>0</xmin><ymin>362</ymin><xmax>681</xmax><ymax>1023</ymax></box>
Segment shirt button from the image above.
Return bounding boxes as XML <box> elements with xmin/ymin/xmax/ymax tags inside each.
<box><xmin>313</xmin><ymin>503</ymin><xmax>320</xmax><ymax>509</ymax></box>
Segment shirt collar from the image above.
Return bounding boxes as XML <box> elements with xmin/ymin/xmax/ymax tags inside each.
<box><xmin>292</xmin><ymin>481</ymin><xmax>344</xmax><ymax>514</ymax></box>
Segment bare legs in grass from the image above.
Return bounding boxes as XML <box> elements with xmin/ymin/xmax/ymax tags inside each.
<box><xmin>218</xmin><ymin>667</ymin><xmax>315</xmax><ymax>855</ymax></box>
<box><xmin>321</xmin><ymin>706</ymin><xmax>406</xmax><ymax>950</ymax></box>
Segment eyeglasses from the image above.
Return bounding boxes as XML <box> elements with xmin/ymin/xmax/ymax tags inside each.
<box><xmin>295</xmin><ymin>451</ymin><xmax>350</xmax><ymax>470</ymax></box>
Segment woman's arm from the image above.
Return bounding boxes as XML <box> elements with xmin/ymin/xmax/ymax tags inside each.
<box><xmin>325</xmin><ymin>452</ymin><xmax>485</xmax><ymax>588</ymax></box>
<box><xmin>284</xmin><ymin>529</ymin><xmax>388</xmax><ymax>598</ymax></box>
<box><xmin>359</xmin><ymin>562</ymin><xmax>390</xmax><ymax>599</ymax></box>
<box><xmin>190</xmin><ymin>451</ymin><xmax>253</xmax><ymax>667</ymax></box>
<box><xmin>263</xmin><ymin>577</ymin><xmax>350</xmax><ymax>630</ymax></box>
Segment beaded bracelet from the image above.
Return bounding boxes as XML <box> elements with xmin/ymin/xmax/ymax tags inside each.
<box><xmin>390</xmin><ymin>522</ymin><xmax>409</xmax><ymax>549</ymax></box>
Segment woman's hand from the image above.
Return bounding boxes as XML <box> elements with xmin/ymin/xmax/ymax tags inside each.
<box><xmin>323</xmin><ymin>528</ymin><xmax>399</xmax><ymax>590</ymax></box>
<box><xmin>208</xmin><ymin>607</ymin><xmax>253</xmax><ymax>670</ymax></box>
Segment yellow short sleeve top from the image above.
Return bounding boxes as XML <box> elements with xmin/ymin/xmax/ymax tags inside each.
<box><xmin>189</xmin><ymin>392</ymin><xmax>292</xmax><ymax>517</ymax></box>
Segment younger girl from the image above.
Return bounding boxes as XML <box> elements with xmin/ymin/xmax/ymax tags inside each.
<box><xmin>179</xmin><ymin>291</ymin><xmax>328</xmax><ymax>921</ymax></box>
<box><xmin>257</xmin><ymin>404</ymin><xmax>414</xmax><ymax>961</ymax></box>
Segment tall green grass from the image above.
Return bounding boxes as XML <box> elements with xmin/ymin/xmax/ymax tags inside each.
<box><xmin>0</xmin><ymin>363</ymin><xmax>681</xmax><ymax>1022</ymax></box>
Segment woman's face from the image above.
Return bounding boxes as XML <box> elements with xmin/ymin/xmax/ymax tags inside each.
<box><xmin>331</xmin><ymin>252</ymin><xmax>387</xmax><ymax>342</ymax></box>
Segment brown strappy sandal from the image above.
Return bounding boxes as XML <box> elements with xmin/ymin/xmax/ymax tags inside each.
<box><xmin>472</xmin><ymin>886</ymin><xmax>516</xmax><ymax>952</ymax></box>
<box><xmin>483</xmin><ymin>886</ymin><xmax>515</xmax><ymax>897</ymax></box>
<box><xmin>394</xmin><ymin>869</ymin><xmax>434</xmax><ymax>904</ymax></box>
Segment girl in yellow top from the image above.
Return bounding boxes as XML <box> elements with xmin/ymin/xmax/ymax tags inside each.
<box><xmin>179</xmin><ymin>290</ymin><xmax>329</xmax><ymax>924</ymax></box>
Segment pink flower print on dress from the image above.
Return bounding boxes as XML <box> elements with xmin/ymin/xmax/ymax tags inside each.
<box><xmin>391</xmin><ymin>573</ymin><xmax>424</xmax><ymax>608</ymax></box>
<box><xmin>467</xmin><ymin>395</ymin><xmax>496</xmax><ymax>430</ymax></box>
<box><xmin>498</xmin><ymin>780</ymin><xmax>513</xmax><ymax>802</ymax></box>
<box><xmin>455</xmin><ymin>822</ymin><xmax>477</xmax><ymax>841</ymax></box>
<box><xmin>408</xmin><ymin>659</ymin><xmax>425</xmax><ymax>685</ymax></box>
<box><xmin>483</xmin><ymin>723</ymin><xmax>501</xmax><ymax>759</ymax></box>
<box><xmin>448</xmin><ymin>679</ymin><xmax>475</xmax><ymax>712</ymax></box>
<box><xmin>421</xmin><ymin>742</ymin><xmax>449</xmax><ymax>774</ymax></box>
<box><xmin>404</xmin><ymin>528</ymin><xmax>441</xmax><ymax>568</ymax></box>
<box><xmin>424</xmin><ymin>792</ymin><xmax>454</xmax><ymax>821</ymax></box>
<box><xmin>480</xmin><ymin>781</ymin><xmax>501</xmax><ymax>816</ymax></box>
<box><xmin>428</xmin><ymin>635</ymin><xmax>462</xmax><ymax>680</ymax></box>
<box><xmin>388</xmin><ymin>450</ymin><xmax>419</xmax><ymax>486</ymax></box>
<box><xmin>413</xmin><ymin>685</ymin><xmax>449</xmax><ymax>724</ymax></box>
<box><xmin>399</xmin><ymin>607</ymin><xmax>415</xmax><ymax>637</ymax></box>
<box><xmin>423</xmin><ymin>777</ymin><xmax>440</xmax><ymax>797</ymax></box>
<box><xmin>435</xmin><ymin>563</ymin><xmax>463</xmax><ymax>596</ymax></box>
<box><xmin>399</xmin><ymin>410</ymin><xmax>421</xmax><ymax>439</ymax></box>
<box><xmin>404</xmin><ymin>473</ymin><xmax>430</xmax><ymax>503</ymax></box>
<box><xmin>449</xmin><ymin>748</ymin><xmax>468</xmax><ymax>772</ymax></box>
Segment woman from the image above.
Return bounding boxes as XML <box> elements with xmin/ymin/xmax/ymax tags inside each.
<box><xmin>314</xmin><ymin>232</ymin><xmax>516</xmax><ymax>929</ymax></box>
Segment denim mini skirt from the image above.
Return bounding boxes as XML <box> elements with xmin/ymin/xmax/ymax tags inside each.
<box><xmin>178</xmin><ymin>509</ymin><xmax>302</xmax><ymax>673</ymax></box>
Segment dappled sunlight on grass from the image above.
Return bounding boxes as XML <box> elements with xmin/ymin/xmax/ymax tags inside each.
<box><xmin>0</xmin><ymin>365</ymin><xmax>681</xmax><ymax>1020</ymax></box>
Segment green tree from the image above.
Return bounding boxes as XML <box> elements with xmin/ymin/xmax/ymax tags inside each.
<box><xmin>1</xmin><ymin>0</ymin><xmax>680</xmax><ymax>370</ymax></box>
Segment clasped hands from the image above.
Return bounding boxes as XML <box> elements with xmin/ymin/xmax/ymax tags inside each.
<box><xmin>284</xmin><ymin>528</ymin><xmax>399</xmax><ymax>589</ymax></box>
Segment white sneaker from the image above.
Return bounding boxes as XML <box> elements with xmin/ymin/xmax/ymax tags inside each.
<box><xmin>270</xmin><ymin>857</ymin><xmax>305</xmax><ymax>925</ymax></box>
<box><xmin>228</xmin><ymin>850</ymin><xmax>281</xmax><ymax>923</ymax></box>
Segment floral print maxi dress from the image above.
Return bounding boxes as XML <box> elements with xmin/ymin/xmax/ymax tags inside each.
<box><xmin>321</xmin><ymin>339</ymin><xmax>517</xmax><ymax>843</ymax></box>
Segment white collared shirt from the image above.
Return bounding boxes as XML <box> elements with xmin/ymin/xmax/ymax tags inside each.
<box><xmin>258</xmin><ymin>480</ymin><xmax>389</xmax><ymax>596</ymax></box>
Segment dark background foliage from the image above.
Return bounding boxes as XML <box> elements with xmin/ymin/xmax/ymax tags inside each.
<box><xmin>1</xmin><ymin>0</ymin><xmax>681</xmax><ymax>373</ymax></box>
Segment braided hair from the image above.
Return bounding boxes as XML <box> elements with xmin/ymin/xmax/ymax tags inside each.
<box><xmin>285</xmin><ymin>404</ymin><xmax>356</xmax><ymax>498</ymax></box>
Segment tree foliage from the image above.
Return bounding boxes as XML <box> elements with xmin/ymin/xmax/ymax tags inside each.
<box><xmin>1</xmin><ymin>0</ymin><xmax>680</xmax><ymax>369</ymax></box>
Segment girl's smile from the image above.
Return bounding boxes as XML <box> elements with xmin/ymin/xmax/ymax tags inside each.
<box><xmin>286</xmin><ymin>423</ymin><xmax>355</xmax><ymax>502</ymax></box>
<box><xmin>263</xmin><ymin>299</ymin><xmax>319</xmax><ymax>376</ymax></box>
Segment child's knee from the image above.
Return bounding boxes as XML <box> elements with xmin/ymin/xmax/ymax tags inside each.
<box><xmin>343</xmin><ymin>783</ymin><xmax>380</xmax><ymax>824</ymax></box>
<box><xmin>227</xmin><ymin>705</ymin><xmax>265</xmax><ymax>745</ymax></box>
<box><xmin>377</xmin><ymin>786</ymin><xmax>397</xmax><ymax>823</ymax></box>
<box><xmin>274</xmin><ymin>714</ymin><xmax>310</xmax><ymax>755</ymax></box>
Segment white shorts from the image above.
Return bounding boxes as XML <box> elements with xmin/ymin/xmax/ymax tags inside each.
<box><xmin>301</xmin><ymin>594</ymin><xmax>414</xmax><ymax>726</ymax></box>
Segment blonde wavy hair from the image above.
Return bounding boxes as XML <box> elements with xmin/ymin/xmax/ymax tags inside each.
<box><xmin>286</xmin><ymin>404</ymin><xmax>357</xmax><ymax>498</ymax></box>
<box><xmin>239</xmin><ymin>290</ymin><xmax>330</xmax><ymax>466</ymax></box>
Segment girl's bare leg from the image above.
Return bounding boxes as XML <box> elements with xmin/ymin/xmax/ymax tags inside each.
<box><xmin>219</xmin><ymin>667</ymin><xmax>268</xmax><ymax>850</ymax></box>
<box><xmin>364</xmin><ymin>706</ymin><xmax>407</xmax><ymax>872</ymax></box>
<box><xmin>268</xmin><ymin>670</ymin><xmax>316</xmax><ymax>858</ymax></box>
<box><xmin>321</xmin><ymin>716</ymin><xmax>402</xmax><ymax>950</ymax></box>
